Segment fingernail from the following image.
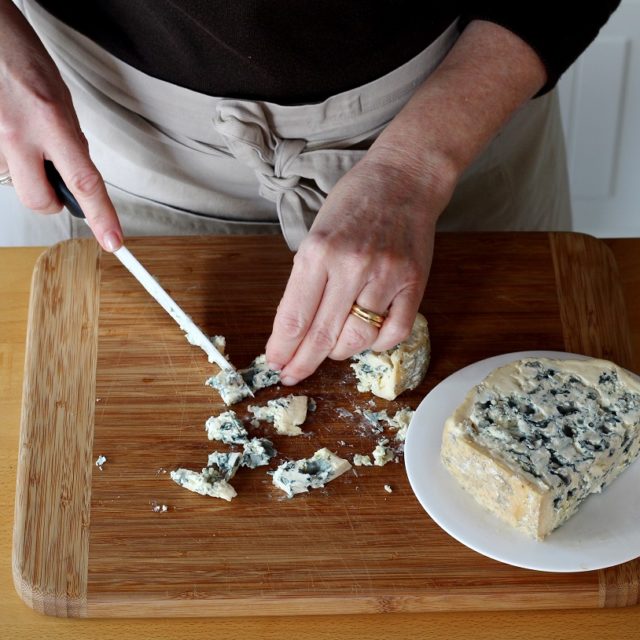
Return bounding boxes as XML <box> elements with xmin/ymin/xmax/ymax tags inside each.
<box><xmin>267</xmin><ymin>362</ymin><xmax>282</xmax><ymax>372</ymax></box>
<box><xmin>280</xmin><ymin>375</ymin><xmax>296</xmax><ymax>386</ymax></box>
<box><xmin>103</xmin><ymin>230</ymin><xmax>122</xmax><ymax>252</ymax></box>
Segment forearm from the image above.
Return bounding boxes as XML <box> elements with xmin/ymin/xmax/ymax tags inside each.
<box><xmin>366</xmin><ymin>20</ymin><xmax>547</xmax><ymax>216</ymax></box>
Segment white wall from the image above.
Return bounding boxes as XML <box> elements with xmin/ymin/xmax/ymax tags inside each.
<box><xmin>0</xmin><ymin>186</ymin><xmax>69</xmax><ymax>246</ymax></box>
<box><xmin>558</xmin><ymin>0</ymin><xmax>640</xmax><ymax>237</ymax></box>
<box><xmin>1</xmin><ymin>1</ymin><xmax>639</xmax><ymax>245</ymax></box>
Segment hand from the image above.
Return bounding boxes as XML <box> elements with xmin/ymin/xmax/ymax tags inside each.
<box><xmin>0</xmin><ymin>2</ymin><xmax>122</xmax><ymax>251</ymax></box>
<box><xmin>265</xmin><ymin>151</ymin><xmax>448</xmax><ymax>385</ymax></box>
<box><xmin>265</xmin><ymin>19</ymin><xmax>547</xmax><ymax>385</ymax></box>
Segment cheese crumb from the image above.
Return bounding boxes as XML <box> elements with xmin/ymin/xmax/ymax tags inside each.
<box><xmin>353</xmin><ymin>454</ymin><xmax>373</xmax><ymax>466</ymax></box>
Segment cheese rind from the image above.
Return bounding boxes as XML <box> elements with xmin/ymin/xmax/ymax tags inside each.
<box><xmin>351</xmin><ymin>313</ymin><xmax>430</xmax><ymax>400</ymax></box>
<box><xmin>441</xmin><ymin>357</ymin><xmax>640</xmax><ymax>539</ymax></box>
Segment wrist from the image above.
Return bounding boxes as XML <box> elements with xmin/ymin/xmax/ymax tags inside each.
<box><xmin>361</xmin><ymin>20</ymin><xmax>547</xmax><ymax>223</ymax></box>
<box><xmin>362</xmin><ymin>140</ymin><xmax>460</xmax><ymax>222</ymax></box>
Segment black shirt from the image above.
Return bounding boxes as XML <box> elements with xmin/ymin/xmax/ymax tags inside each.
<box><xmin>35</xmin><ymin>1</ymin><xmax>620</xmax><ymax>104</ymax></box>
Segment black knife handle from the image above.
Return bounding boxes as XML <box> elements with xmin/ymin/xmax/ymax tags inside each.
<box><xmin>44</xmin><ymin>160</ymin><xmax>86</xmax><ymax>219</ymax></box>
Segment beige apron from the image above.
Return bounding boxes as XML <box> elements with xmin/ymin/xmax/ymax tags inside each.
<box><xmin>21</xmin><ymin>0</ymin><xmax>572</xmax><ymax>248</ymax></box>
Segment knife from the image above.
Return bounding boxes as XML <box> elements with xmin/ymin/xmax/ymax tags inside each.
<box><xmin>44</xmin><ymin>160</ymin><xmax>233</xmax><ymax>371</ymax></box>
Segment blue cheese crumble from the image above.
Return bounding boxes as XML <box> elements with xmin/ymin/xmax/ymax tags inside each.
<box><xmin>372</xmin><ymin>438</ymin><xmax>395</xmax><ymax>466</ymax></box>
<box><xmin>170</xmin><ymin>467</ymin><xmax>237</xmax><ymax>501</ymax></box>
<box><xmin>205</xmin><ymin>353</ymin><xmax>280</xmax><ymax>405</ymax></box>
<box><xmin>205</xmin><ymin>369</ymin><xmax>252</xmax><ymax>405</ymax></box>
<box><xmin>382</xmin><ymin>407</ymin><xmax>414</xmax><ymax>442</ymax></box>
<box><xmin>206</xmin><ymin>451</ymin><xmax>243</xmax><ymax>481</ymax></box>
<box><xmin>249</xmin><ymin>395</ymin><xmax>308</xmax><ymax>436</ymax></box>
<box><xmin>206</xmin><ymin>439</ymin><xmax>277</xmax><ymax>481</ymax></box>
<box><xmin>442</xmin><ymin>357</ymin><xmax>640</xmax><ymax>539</ymax></box>
<box><xmin>354</xmin><ymin>406</ymin><xmax>414</xmax><ymax>441</ymax></box>
<box><xmin>272</xmin><ymin>448</ymin><xmax>352</xmax><ymax>498</ymax></box>
<box><xmin>241</xmin><ymin>437</ymin><xmax>277</xmax><ymax>468</ymax></box>
<box><xmin>240</xmin><ymin>354</ymin><xmax>280</xmax><ymax>392</ymax></box>
<box><xmin>353</xmin><ymin>454</ymin><xmax>373</xmax><ymax>466</ymax></box>
<box><xmin>205</xmin><ymin>410</ymin><xmax>249</xmax><ymax>444</ymax></box>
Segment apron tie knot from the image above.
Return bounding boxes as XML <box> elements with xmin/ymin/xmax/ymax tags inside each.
<box><xmin>213</xmin><ymin>100</ymin><xmax>362</xmax><ymax>249</ymax></box>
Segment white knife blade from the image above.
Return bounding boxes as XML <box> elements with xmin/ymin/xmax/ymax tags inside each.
<box><xmin>44</xmin><ymin>160</ymin><xmax>233</xmax><ymax>372</ymax></box>
<box><xmin>113</xmin><ymin>245</ymin><xmax>233</xmax><ymax>371</ymax></box>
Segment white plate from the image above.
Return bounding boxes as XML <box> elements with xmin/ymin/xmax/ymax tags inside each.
<box><xmin>404</xmin><ymin>350</ymin><xmax>640</xmax><ymax>572</ymax></box>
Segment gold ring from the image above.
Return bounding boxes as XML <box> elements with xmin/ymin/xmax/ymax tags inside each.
<box><xmin>349</xmin><ymin>303</ymin><xmax>386</xmax><ymax>329</ymax></box>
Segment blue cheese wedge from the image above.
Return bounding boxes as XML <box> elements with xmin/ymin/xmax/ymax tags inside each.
<box><xmin>170</xmin><ymin>467</ymin><xmax>237</xmax><ymax>501</ymax></box>
<box><xmin>249</xmin><ymin>395</ymin><xmax>308</xmax><ymax>436</ymax></box>
<box><xmin>351</xmin><ymin>313</ymin><xmax>430</xmax><ymax>400</ymax></box>
<box><xmin>441</xmin><ymin>357</ymin><xmax>640</xmax><ymax>539</ymax></box>
<box><xmin>205</xmin><ymin>410</ymin><xmax>249</xmax><ymax>444</ymax></box>
<box><xmin>272</xmin><ymin>448</ymin><xmax>352</xmax><ymax>498</ymax></box>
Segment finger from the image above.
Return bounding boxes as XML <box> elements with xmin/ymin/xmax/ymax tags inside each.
<box><xmin>265</xmin><ymin>255</ymin><xmax>328</xmax><ymax>371</ymax></box>
<box><xmin>278</xmin><ymin>272</ymin><xmax>363</xmax><ymax>385</ymax></box>
<box><xmin>328</xmin><ymin>283</ymin><xmax>393</xmax><ymax>361</ymax></box>
<box><xmin>47</xmin><ymin>144</ymin><xmax>123</xmax><ymax>252</ymax></box>
<box><xmin>5</xmin><ymin>148</ymin><xmax>63</xmax><ymax>214</ymax></box>
<box><xmin>369</xmin><ymin>286</ymin><xmax>423</xmax><ymax>353</ymax></box>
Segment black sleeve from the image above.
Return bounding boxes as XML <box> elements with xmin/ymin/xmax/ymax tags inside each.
<box><xmin>461</xmin><ymin>2</ymin><xmax>621</xmax><ymax>93</ymax></box>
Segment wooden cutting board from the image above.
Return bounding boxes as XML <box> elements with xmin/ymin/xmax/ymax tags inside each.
<box><xmin>13</xmin><ymin>233</ymin><xmax>640</xmax><ymax>617</ymax></box>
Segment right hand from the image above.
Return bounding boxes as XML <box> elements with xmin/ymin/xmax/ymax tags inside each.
<box><xmin>0</xmin><ymin>2</ymin><xmax>122</xmax><ymax>251</ymax></box>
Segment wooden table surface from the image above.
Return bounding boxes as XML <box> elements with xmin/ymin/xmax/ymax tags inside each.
<box><xmin>1</xmin><ymin>237</ymin><xmax>639</xmax><ymax>639</ymax></box>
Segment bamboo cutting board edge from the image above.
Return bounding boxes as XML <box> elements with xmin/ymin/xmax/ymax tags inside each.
<box><xmin>12</xmin><ymin>239</ymin><xmax>101</xmax><ymax>617</ymax></box>
<box><xmin>11</xmin><ymin>233</ymin><xmax>640</xmax><ymax>617</ymax></box>
<box><xmin>549</xmin><ymin>233</ymin><xmax>640</xmax><ymax>607</ymax></box>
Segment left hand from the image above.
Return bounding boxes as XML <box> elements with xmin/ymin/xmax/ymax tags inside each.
<box><xmin>265</xmin><ymin>151</ymin><xmax>449</xmax><ymax>385</ymax></box>
<box><xmin>265</xmin><ymin>18</ymin><xmax>548</xmax><ymax>386</ymax></box>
